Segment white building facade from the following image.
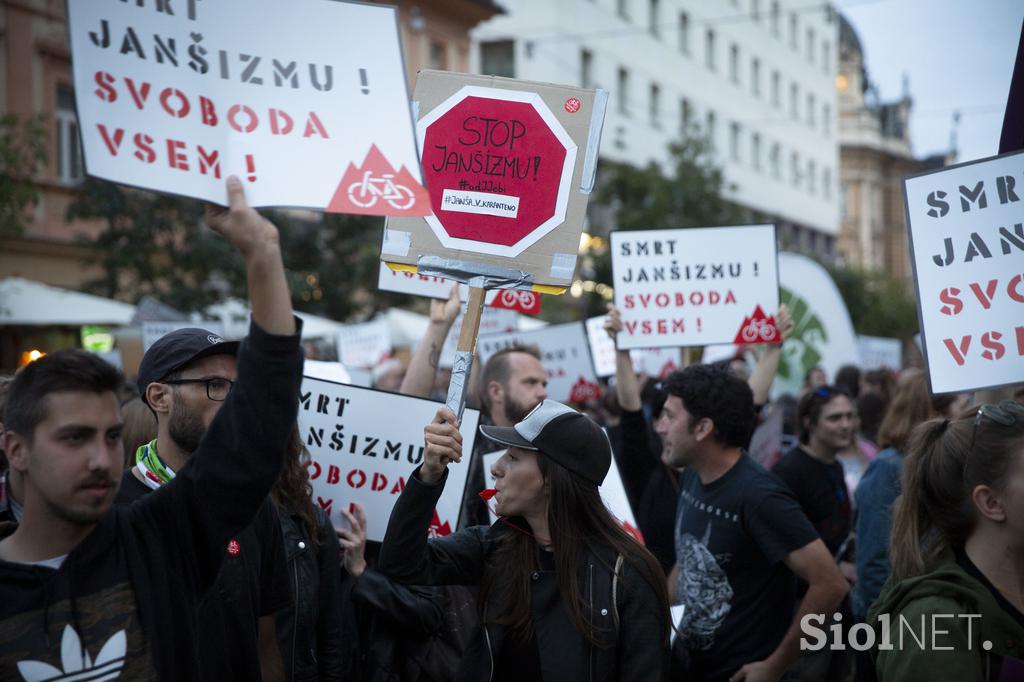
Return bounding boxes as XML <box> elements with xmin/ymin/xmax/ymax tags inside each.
<box><xmin>472</xmin><ymin>0</ymin><xmax>840</xmax><ymax>259</ymax></box>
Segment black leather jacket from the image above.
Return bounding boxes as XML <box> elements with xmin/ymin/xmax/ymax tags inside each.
<box><xmin>276</xmin><ymin>506</ymin><xmax>345</xmax><ymax>681</ymax></box>
<box><xmin>378</xmin><ymin>467</ymin><xmax>669</xmax><ymax>682</ymax></box>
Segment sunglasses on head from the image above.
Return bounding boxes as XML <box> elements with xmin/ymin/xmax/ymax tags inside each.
<box><xmin>968</xmin><ymin>400</ymin><xmax>1024</xmax><ymax>460</ymax></box>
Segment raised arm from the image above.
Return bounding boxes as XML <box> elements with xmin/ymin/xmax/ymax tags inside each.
<box><xmin>605</xmin><ymin>303</ymin><xmax>642</xmax><ymax>412</ymax></box>
<box><xmin>400</xmin><ymin>284</ymin><xmax>461</xmax><ymax>398</ymax></box>
<box><xmin>747</xmin><ymin>304</ymin><xmax>794</xmax><ymax>406</ymax></box>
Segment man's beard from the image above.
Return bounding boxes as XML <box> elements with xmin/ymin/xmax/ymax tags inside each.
<box><xmin>169</xmin><ymin>393</ymin><xmax>207</xmax><ymax>455</ymax></box>
<box><xmin>503</xmin><ymin>393</ymin><xmax>538</xmax><ymax>424</ymax></box>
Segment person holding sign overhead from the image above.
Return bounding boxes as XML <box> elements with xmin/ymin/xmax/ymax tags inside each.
<box><xmin>378</xmin><ymin>401</ymin><xmax>671</xmax><ymax>681</ymax></box>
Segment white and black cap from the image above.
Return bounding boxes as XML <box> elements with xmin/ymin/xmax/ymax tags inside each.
<box><xmin>479</xmin><ymin>399</ymin><xmax>611</xmax><ymax>486</ymax></box>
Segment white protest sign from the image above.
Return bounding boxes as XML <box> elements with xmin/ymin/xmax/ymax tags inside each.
<box><xmin>337</xmin><ymin>319</ymin><xmax>391</xmax><ymax>368</ymax></box>
<box><xmin>477</xmin><ymin>322</ymin><xmax>600</xmax><ymax>404</ymax></box>
<box><xmin>303</xmin><ymin>359</ymin><xmax>352</xmax><ymax>385</ymax></box>
<box><xmin>584</xmin><ymin>316</ymin><xmax>681</xmax><ymax>379</ymax></box>
<box><xmin>377</xmin><ymin>264</ymin><xmax>544</xmax><ymax>315</ymax></box>
<box><xmin>299</xmin><ymin>377</ymin><xmax>480</xmax><ymax>542</ymax></box>
<box><xmin>142</xmin><ymin>320</ymin><xmax>225</xmax><ymax>351</ymax></box>
<box><xmin>857</xmin><ymin>335</ymin><xmax>903</xmax><ymax>371</ymax></box>
<box><xmin>903</xmin><ymin>150</ymin><xmax>1024</xmax><ymax>393</ymax></box>
<box><xmin>611</xmin><ymin>225</ymin><xmax>780</xmax><ymax>350</ymax></box>
<box><xmin>440</xmin><ymin>307</ymin><xmax>519</xmax><ymax>368</ymax></box>
<box><xmin>480</xmin><ymin>449</ymin><xmax>641</xmax><ymax>540</ymax></box>
<box><xmin>68</xmin><ymin>0</ymin><xmax>427</xmax><ymax>216</ymax></box>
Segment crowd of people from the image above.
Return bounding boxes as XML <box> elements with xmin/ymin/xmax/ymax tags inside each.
<box><xmin>1</xmin><ymin>181</ymin><xmax>1022</xmax><ymax>681</ymax></box>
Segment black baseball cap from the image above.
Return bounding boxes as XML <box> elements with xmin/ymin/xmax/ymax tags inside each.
<box><xmin>479</xmin><ymin>400</ymin><xmax>611</xmax><ymax>486</ymax></box>
<box><xmin>137</xmin><ymin>328</ymin><xmax>240</xmax><ymax>404</ymax></box>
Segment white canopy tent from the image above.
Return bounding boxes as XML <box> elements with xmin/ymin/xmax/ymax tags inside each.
<box><xmin>0</xmin><ymin>277</ymin><xmax>136</xmax><ymax>326</ymax></box>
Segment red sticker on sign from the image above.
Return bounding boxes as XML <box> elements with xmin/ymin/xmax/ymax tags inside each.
<box><xmin>732</xmin><ymin>305</ymin><xmax>781</xmax><ymax>345</ymax></box>
<box><xmin>490</xmin><ymin>289</ymin><xmax>543</xmax><ymax>316</ymax></box>
<box><xmin>564</xmin><ymin>97</ymin><xmax>581</xmax><ymax>113</ymax></box>
<box><xmin>569</xmin><ymin>376</ymin><xmax>601</xmax><ymax>403</ymax></box>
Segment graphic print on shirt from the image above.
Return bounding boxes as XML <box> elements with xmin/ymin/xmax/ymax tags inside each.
<box><xmin>676</xmin><ymin>521</ymin><xmax>733</xmax><ymax>651</ymax></box>
<box><xmin>0</xmin><ymin>582</ymin><xmax>155</xmax><ymax>680</ymax></box>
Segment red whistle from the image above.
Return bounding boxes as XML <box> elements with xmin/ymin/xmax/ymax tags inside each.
<box><xmin>479</xmin><ymin>488</ymin><xmax>498</xmax><ymax>501</ymax></box>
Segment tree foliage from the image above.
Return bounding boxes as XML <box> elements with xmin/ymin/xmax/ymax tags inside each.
<box><xmin>0</xmin><ymin>114</ymin><xmax>48</xmax><ymax>236</ymax></box>
<box><xmin>827</xmin><ymin>264</ymin><xmax>919</xmax><ymax>339</ymax></box>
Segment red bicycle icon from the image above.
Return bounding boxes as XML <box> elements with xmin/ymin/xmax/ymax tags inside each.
<box><xmin>740</xmin><ymin>318</ymin><xmax>778</xmax><ymax>342</ymax></box>
<box><xmin>347</xmin><ymin>171</ymin><xmax>416</xmax><ymax>210</ymax></box>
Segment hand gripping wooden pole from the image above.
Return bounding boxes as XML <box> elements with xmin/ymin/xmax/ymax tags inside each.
<box><xmin>444</xmin><ymin>286</ymin><xmax>487</xmax><ymax>425</ymax></box>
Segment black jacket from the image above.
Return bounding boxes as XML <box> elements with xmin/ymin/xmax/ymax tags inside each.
<box><xmin>276</xmin><ymin>506</ymin><xmax>345</xmax><ymax>682</ymax></box>
<box><xmin>378</xmin><ymin>467</ymin><xmax>669</xmax><ymax>682</ymax></box>
<box><xmin>0</xmin><ymin>320</ymin><xmax>303</xmax><ymax>680</ymax></box>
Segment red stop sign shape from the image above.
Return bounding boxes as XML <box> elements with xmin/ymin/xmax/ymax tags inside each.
<box><xmin>418</xmin><ymin>88</ymin><xmax>576</xmax><ymax>257</ymax></box>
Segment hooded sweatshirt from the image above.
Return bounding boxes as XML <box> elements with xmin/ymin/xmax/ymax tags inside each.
<box><xmin>0</xmin><ymin>320</ymin><xmax>303</xmax><ymax>680</ymax></box>
<box><xmin>869</xmin><ymin>549</ymin><xmax>1024</xmax><ymax>682</ymax></box>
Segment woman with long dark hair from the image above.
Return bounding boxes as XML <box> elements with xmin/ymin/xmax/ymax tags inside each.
<box><xmin>870</xmin><ymin>400</ymin><xmax>1024</xmax><ymax>680</ymax></box>
<box><xmin>379</xmin><ymin>400</ymin><xmax>670</xmax><ymax>681</ymax></box>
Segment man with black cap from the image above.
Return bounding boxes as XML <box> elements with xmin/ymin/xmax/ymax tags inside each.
<box><xmin>378</xmin><ymin>400</ymin><xmax>671</xmax><ymax>681</ymax></box>
<box><xmin>0</xmin><ymin>177</ymin><xmax>303</xmax><ymax>680</ymax></box>
<box><xmin>117</xmin><ymin>325</ymin><xmax>291</xmax><ymax>681</ymax></box>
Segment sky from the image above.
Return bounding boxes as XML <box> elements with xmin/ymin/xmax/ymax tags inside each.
<box><xmin>837</xmin><ymin>0</ymin><xmax>1024</xmax><ymax>163</ymax></box>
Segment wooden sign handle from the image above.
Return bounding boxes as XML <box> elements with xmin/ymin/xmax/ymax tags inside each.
<box><xmin>444</xmin><ymin>286</ymin><xmax>487</xmax><ymax>425</ymax></box>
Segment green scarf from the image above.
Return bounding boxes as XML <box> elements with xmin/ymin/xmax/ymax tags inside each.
<box><xmin>135</xmin><ymin>438</ymin><xmax>176</xmax><ymax>489</ymax></box>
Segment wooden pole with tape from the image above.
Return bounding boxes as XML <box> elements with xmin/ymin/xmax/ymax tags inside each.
<box><xmin>445</xmin><ymin>286</ymin><xmax>487</xmax><ymax>425</ymax></box>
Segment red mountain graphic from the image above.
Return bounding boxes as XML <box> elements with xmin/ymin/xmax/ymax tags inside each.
<box><xmin>327</xmin><ymin>144</ymin><xmax>430</xmax><ymax>216</ymax></box>
<box><xmin>656</xmin><ymin>360</ymin><xmax>678</xmax><ymax>380</ymax></box>
<box><xmin>732</xmin><ymin>305</ymin><xmax>782</xmax><ymax>345</ymax></box>
<box><xmin>428</xmin><ymin>508</ymin><xmax>452</xmax><ymax>537</ymax></box>
<box><xmin>569</xmin><ymin>376</ymin><xmax>601</xmax><ymax>403</ymax></box>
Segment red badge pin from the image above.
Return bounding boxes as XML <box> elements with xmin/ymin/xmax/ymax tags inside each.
<box><xmin>227</xmin><ymin>539</ymin><xmax>241</xmax><ymax>556</ymax></box>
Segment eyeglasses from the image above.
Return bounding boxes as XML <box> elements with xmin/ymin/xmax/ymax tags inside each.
<box><xmin>164</xmin><ymin>377</ymin><xmax>234</xmax><ymax>401</ymax></box>
<box><xmin>968</xmin><ymin>400</ymin><xmax>1024</xmax><ymax>458</ymax></box>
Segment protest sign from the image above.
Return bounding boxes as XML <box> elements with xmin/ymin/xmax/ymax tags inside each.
<box><xmin>336</xmin><ymin>319</ymin><xmax>391</xmax><ymax>368</ymax></box>
<box><xmin>382</xmin><ymin>70</ymin><xmax>606</xmax><ymax>290</ymax></box>
<box><xmin>142</xmin><ymin>320</ymin><xmax>224</xmax><ymax>351</ymax></box>
<box><xmin>377</xmin><ymin>263</ymin><xmax>543</xmax><ymax>315</ymax></box>
<box><xmin>476</xmin><ymin>322</ymin><xmax>600</xmax><ymax>404</ymax></box>
<box><xmin>440</xmin><ymin>307</ymin><xmax>519</xmax><ymax>368</ymax></box>
<box><xmin>67</xmin><ymin>0</ymin><xmax>426</xmax><ymax>215</ymax></box>
<box><xmin>903</xmin><ymin>150</ymin><xmax>1024</xmax><ymax>393</ymax></box>
<box><xmin>584</xmin><ymin>315</ymin><xmax>680</xmax><ymax>379</ymax></box>
<box><xmin>299</xmin><ymin>377</ymin><xmax>480</xmax><ymax>542</ymax></box>
<box><xmin>857</xmin><ymin>335</ymin><xmax>903</xmax><ymax>371</ymax></box>
<box><xmin>611</xmin><ymin>225</ymin><xmax>780</xmax><ymax>350</ymax></box>
<box><xmin>481</xmin><ymin>448</ymin><xmax>641</xmax><ymax>542</ymax></box>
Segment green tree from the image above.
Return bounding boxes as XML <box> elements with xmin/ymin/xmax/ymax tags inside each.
<box><xmin>0</xmin><ymin>114</ymin><xmax>48</xmax><ymax>235</ymax></box>
<box><xmin>827</xmin><ymin>264</ymin><xmax>920</xmax><ymax>339</ymax></box>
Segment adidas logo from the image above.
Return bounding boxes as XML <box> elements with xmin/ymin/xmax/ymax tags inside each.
<box><xmin>17</xmin><ymin>624</ymin><xmax>126</xmax><ymax>681</ymax></box>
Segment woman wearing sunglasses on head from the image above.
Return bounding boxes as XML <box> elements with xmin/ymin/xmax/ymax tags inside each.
<box><xmin>870</xmin><ymin>399</ymin><xmax>1024</xmax><ymax>681</ymax></box>
<box><xmin>378</xmin><ymin>400</ymin><xmax>671</xmax><ymax>682</ymax></box>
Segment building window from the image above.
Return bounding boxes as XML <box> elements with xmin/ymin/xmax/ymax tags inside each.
<box><xmin>771</xmin><ymin>1</ymin><xmax>781</xmax><ymax>36</ymax></box>
<box><xmin>790</xmin><ymin>150</ymin><xmax>800</xmax><ymax>187</ymax></box>
<box><xmin>618</xmin><ymin>0</ymin><xmax>630</xmax><ymax>21</ymax></box>
<box><xmin>729</xmin><ymin>44</ymin><xmax>740</xmax><ymax>83</ymax></box>
<box><xmin>806</xmin><ymin>27</ymin><xmax>816</xmax><ymax>63</ymax></box>
<box><xmin>823</xmin><ymin>40</ymin><xmax>831</xmax><ymax>74</ymax></box>
<box><xmin>617</xmin><ymin>67</ymin><xmax>630</xmax><ymax>115</ymax></box>
<box><xmin>430</xmin><ymin>41</ymin><xmax>448</xmax><ymax>70</ymax></box>
<box><xmin>56</xmin><ymin>84</ymin><xmax>83</xmax><ymax>186</ymax></box>
<box><xmin>580</xmin><ymin>49</ymin><xmax>594</xmax><ymax>88</ymax></box>
<box><xmin>680</xmin><ymin>97</ymin><xmax>693</xmax><ymax>132</ymax></box>
<box><xmin>650</xmin><ymin>83</ymin><xmax>661</xmax><ymax>126</ymax></box>
<box><xmin>730</xmin><ymin>121</ymin><xmax>742</xmax><ymax>161</ymax></box>
<box><xmin>679</xmin><ymin>12</ymin><xmax>690</xmax><ymax>54</ymax></box>
<box><xmin>823</xmin><ymin>103</ymin><xmax>832</xmax><ymax>136</ymax></box>
<box><xmin>706</xmin><ymin>110</ymin><xmax>717</xmax><ymax>149</ymax></box>
<box><xmin>823</xmin><ymin>166</ymin><xmax>832</xmax><ymax>199</ymax></box>
<box><xmin>752</xmin><ymin>132</ymin><xmax>762</xmax><ymax>170</ymax></box>
<box><xmin>706</xmin><ymin>29</ymin><xmax>716</xmax><ymax>71</ymax></box>
<box><xmin>808</xmin><ymin>159</ymin><xmax>817</xmax><ymax>194</ymax></box>
<box><xmin>771</xmin><ymin>70</ymin><xmax>781</xmax><ymax>107</ymax></box>
<box><xmin>841</xmin><ymin>183</ymin><xmax>849</xmax><ymax>219</ymax></box>
<box><xmin>807</xmin><ymin>93</ymin><xmax>816</xmax><ymax>128</ymax></box>
<box><xmin>480</xmin><ymin>40</ymin><xmax>515</xmax><ymax>77</ymax></box>
<box><xmin>649</xmin><ymin>0</ymin><xmax>660</xmax><ymax>37</ymax></box>
<box><xmin>751</xmin><ymin>58</ymin><xmax>762</xmax><ymax>97</ymax></box>
<box><xmin>770</xmin><ymin>142</ymin><xmax>781</xmax><ymax>179</ymax></box>
<box><xmin>789</xmin><ymin>82</ymin><xmax>799</xmax><ymax>120</ymax></box>
<box><xmin>752</xmin><ymin>0</ymin><xmax>761</xmax><ymax>23</ymax></box>
<box><xmin>789</xmin><ymin>12</ymin><xmax>798</xmax><ymax>49</ymax></box>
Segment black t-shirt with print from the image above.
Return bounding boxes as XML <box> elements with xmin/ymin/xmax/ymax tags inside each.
<box><xmin>772</xmin><ymin>446</ymin><xmax>852</xmax><ymax>557</ymax></box>
<box><xmin>672</xmin><ymin>454</ymin><xmax>819</xmax><ymax>682</ymax></box>
<box><xmin>117</xmin><ymin>472</ymin><xmax>290</xmax><ymax>681</ymax></box>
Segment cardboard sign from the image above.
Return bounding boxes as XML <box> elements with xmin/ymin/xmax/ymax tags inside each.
<box><xmin>382</xmin><ymin>70</ymin><xmax>607</xmax><ymax>289</ymax></box>
<box><xmin>903</xmin><ymin>150</ymin><xmax>1024</xmax><ymax>393</ymax></box>
<box><xmin>440</xmin><ymin>307</ymin><xmax>519</xmax><ymax>368</ymax></box>
<box><xmin>142</xmin><ymin>320</ymin><xmax>225</xmax><ymax>351</ymax></box>
<box><xmin>857</xmin><ymin>335</ymin><xmax>903</xmax><ymax>371</ymax></box>
<box><xmin>476</xmin><ymin>322</ymin><xmax>600</xmax><ymax>403</ymax></box>
<box><xmin>585</xmin><ymin>315</ymin><xmax>681</xmax><ymax>379</ymax></box>
<box><xmin>299</xmin><ymin>377</ymin><xmax>480</xmax><ymax>542</ymax></box>
<box><xmin>377</xmin><ymin>263</ymin><xmax>543</xmax><ymax>315</ymax></box>
<box><xmin>480</xmin><ymin>448</ymin><xmax>641</xmax><ymax>542</ymax></box>
<box><xmin>337</xmin><ymin>319</ymin><xmax>391</xmax><ymax>368</ymax></box>
<box><xmin>68</xmin><ymin>0</ymin><xmax>425</xmax><ymax>215</ymax></box>
<box><xmin>611</xmin><ymin>226</ymin><xmax>780</xmax><ymax>350</ymax></box>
